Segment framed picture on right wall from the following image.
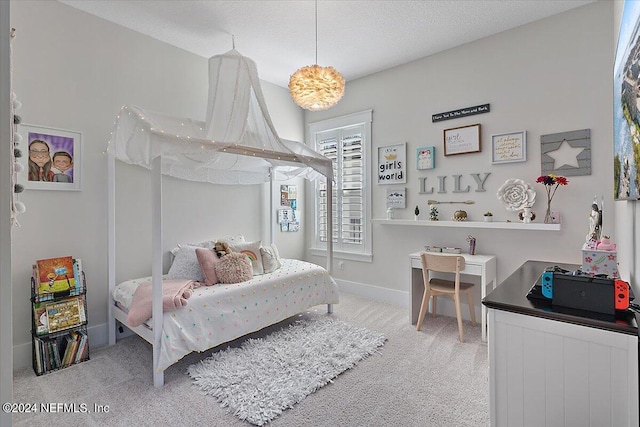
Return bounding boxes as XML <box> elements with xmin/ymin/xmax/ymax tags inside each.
<box><xmin>614</xmin><ymin>0</ymin><xmax>640</xmax><ymax>200</ymax></box>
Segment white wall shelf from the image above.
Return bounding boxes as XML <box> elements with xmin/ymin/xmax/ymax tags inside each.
<box><xmin>373</xmin><ymin>219</ymin><xmax>560</xmax><ymax>231</ymax></box>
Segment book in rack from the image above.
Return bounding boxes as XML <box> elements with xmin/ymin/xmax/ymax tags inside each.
<box><xmin>34</xmin><ymin>256</ymin><xmax>76</xmax><ymax>296</ymax></box>
<box><xmin>31</xmin><ymin>256</ymin><xmax>89</xmax><ymax>376</ymax></box>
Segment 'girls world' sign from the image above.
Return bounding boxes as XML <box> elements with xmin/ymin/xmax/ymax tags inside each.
<box><xmin>378</xmin><ymin>143</ymin><xmax>406</xmax><ymax>184</ymax></box>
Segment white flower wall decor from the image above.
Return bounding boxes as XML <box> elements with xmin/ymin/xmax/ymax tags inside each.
<box><xmin>497</xmin><ymin>178</ymin><xmax>536</xmax><ymax>211</ymax></box>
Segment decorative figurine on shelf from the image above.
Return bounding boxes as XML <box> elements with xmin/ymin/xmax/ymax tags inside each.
<box><xmin>518</xmin><ymin>205</ymin><xmax>535</xmax><ymax>223</ymax></box>
<box><xmin>586</xmin><ymin>196</ymin><xmax>602</xmax><ymax>244</ymax></box>
<box><xmin>483</xmin><ymin>211</ymin><xmax>493</xmax><ymax>222</ymax></box>
<box><xmin>453</xmin><ymin>210</ymin><xmax>468</xmax><ymax>221</ymax></box>
<box><xmin>596</xmin><ymin>235</ymin><xmax>616</xmax><ymax>251</ymax></box>
<box><xmin>414</xmin><ymin>205</ymin><xmax>420</xmax><ymax>220</ymax></box>
<box><xmin>429</xmin><ymin>205</ymin><xmax>438</xmax><ymax>221</ymax></box>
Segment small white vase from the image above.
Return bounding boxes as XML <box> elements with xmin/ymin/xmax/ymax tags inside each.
<box><xmin>484</xmin><ymin>216</ymin><xmax>493</xmax><ymax>222</ymax></box>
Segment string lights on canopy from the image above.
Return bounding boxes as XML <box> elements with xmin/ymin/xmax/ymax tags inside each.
<box><xmin>288</xmin><ymin>0</ymin><xmax>345</xmax><ymax>111</ymax></box>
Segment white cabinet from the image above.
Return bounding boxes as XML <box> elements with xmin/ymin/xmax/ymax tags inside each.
<box><xmin>488</xmin><ymin>309</ymin><xmax>638</xmax><ymax>427</ymax></box>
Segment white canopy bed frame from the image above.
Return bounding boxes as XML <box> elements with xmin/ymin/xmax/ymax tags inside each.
<box><xmin>106</xmin><ymin>49</ymin><xmax>334</xmax><ymax>387</ymax></box>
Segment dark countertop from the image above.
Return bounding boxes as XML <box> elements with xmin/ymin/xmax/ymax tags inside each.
<box><xmin>482</xmin><ymin>260</ymin><xmax>638</xmax><ymax>336</ymax></box>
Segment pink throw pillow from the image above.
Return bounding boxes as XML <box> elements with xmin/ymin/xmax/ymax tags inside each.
<box><xmin>215</xmin><ymin>252</ymin><xmax>253</xmax><ymax>284</ymax></box>
<box><xmin>195</xmin><ymin>248</ymin><xmax>220</xmax><ymax>286</ymax></box>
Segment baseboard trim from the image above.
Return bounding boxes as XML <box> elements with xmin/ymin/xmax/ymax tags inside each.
<box><xmin>335</xmin><ymin>278</ymin><xmax>410</xmax><ymax>308</ymax></box>
<box><xmin>335</xmin><ymin>278</ymin><xmax>480</xmax><ymax>323</ymax></box>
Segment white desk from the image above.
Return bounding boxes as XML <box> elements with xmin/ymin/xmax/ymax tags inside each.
<box><xmin>409</xmin><ymin>251</ymin><xmax>497</xmax><ymax>341</ymax></box>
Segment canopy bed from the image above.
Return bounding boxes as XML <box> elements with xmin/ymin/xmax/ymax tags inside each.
<box><xmin>106</xmin><ymin>49</ymin><xmax>336</xmax><ymax>387</ymax></box>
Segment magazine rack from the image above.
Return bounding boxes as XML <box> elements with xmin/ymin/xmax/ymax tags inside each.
<box><xmin>30</xmin><ymin>259</ymin><xmax>89</xmax><ymax>376</ymax></box>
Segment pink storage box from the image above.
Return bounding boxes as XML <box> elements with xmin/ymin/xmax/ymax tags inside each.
<box><xmin>581</xmin><ymin>243</ymin><xmax>619</xmax><ymax>278</ymax></box>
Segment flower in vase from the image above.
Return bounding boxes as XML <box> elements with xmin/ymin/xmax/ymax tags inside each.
<box><xmin>536</xmin><ymin>174</ymin><xmax>568</xmax><ymax>223</ymax></box>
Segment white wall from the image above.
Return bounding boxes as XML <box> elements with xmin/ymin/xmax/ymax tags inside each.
<box><xmin>260</xmin><ymin>83</ymin><xmax>307</xmax><ymax>259</ymax></box>
<box><xmin>306</xmin><ymin>1</ymin><xmax>615</xmax><ymax>310</ymax></box>
<box><xmin>10</xmin><ymin>1</ymin><xmax>305</xmax><ymax>369</ymax></box>
<box><xmin>9</xmin><ymin>0</ymin><xmax>627</xmax><ymax>373</ymax></box>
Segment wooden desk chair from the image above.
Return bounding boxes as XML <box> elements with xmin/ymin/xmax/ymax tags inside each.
<box><xmin>416</xmin><ymin>252</ymin><xmax>477</xmax><ymax>342</ymax></box>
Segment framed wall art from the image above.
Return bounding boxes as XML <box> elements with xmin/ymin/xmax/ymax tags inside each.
<box><xmin>491</xmin><ymin>130</ymin><xmax>526</xmax><ymax>164</ymax></box>
<box><xmin>614</xmin><ymin>0</ymin><xmax>640</xmax><ymax>200</ymax></box>
<box><xmin>540</xmin><ymin>129</ymin><xmax>591</xmax><ymax>177</ymax></box>
<box><xmin>378</xmin><ymin>143</ymin><xmax>406</xmax><ymax>184</ymax></box>
<box><xmin>443</xmin><ymin>123</ymin><xmax>481</xmax><ymax>156</ymax></box>
<box><xmin>279</xmin><ymin>185</ymin><xmax>299</xmax><ymax>231</ymax></box>
<box><xmin>385</xmin><ymin>187</ymin><xmax>406</xmax><ymax>209</ymax></box>
<box><xmin>19</xmin><ymin>124</ymin><xmax>82</xmax><ymax>191</ymax></box>
<box><xmin>416</xmin><ymin>146</ymin><xmax>435</xmax><ymax>170</ymax></box>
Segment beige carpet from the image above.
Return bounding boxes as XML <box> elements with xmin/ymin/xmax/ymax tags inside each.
<box><xmin>12</xmin><ymin>292</ymin><xmax>489</xmax><ymax>426</ymax></box>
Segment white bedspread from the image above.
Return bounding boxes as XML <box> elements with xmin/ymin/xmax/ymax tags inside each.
<box><xmin>113</xmin><ymin>259</ymin><xmax>339</xmax><ymax>371</ymax></box>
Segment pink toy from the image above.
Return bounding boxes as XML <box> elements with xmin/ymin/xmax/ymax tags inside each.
<box><xmin>596</xmin><ymin>236</ymin><xmax>616</xmax><ymax>251</ymax></box>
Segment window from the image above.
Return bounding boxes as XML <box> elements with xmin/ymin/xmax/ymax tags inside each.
<box><xmin>309</xmin><ymin>110</ymin><xmax>372</xmax><ymax>262</ymax></box>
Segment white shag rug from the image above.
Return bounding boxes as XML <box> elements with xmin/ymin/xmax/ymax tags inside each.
<box><xmin>187</xmin><ymin>314</ymin><xmax>386</xmax><ymax>426</ymax></box>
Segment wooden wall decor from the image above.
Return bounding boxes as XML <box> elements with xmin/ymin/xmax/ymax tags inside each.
<box><xmin>540</xmin><ymin>129</ymin><xmax>591</xmax><ymax>176</ymax></box>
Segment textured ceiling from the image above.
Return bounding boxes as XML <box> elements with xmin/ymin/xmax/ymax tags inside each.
<box><xmin>59</xmin><ymin>0</ymin><xmax>597</xmax><ymax>87</ymax></box>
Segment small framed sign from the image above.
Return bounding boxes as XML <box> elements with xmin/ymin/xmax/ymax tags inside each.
<box><xmin>385</xmin><ymin>187</ymin><xmax>406</xmax><ymax>209</ymax></box>
<box><xmin>491</xmin><ymin>130</ymin><xmax>526</xmax><ymax>164</ymax></box>
<box><xmin>443</xmin><ymin>124</ymin><xmax>481</xmax><ymax>156</ymax></box>
<box><xmin>416</xmin><ymin>146</ymin><xmax>435</xmax><ymax>170</ymax></box>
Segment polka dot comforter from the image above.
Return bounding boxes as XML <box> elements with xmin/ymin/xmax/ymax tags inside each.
<box><xmin>112</xmin><ymin>258</ymin><xmax>339</xmax><ymax>371</ymax></box>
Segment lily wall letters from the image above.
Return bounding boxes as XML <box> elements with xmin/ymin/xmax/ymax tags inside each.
<box><xmin>418</xmin><ymin>173</ymin><xmax>491</xmax><ymax>194</ymax></box>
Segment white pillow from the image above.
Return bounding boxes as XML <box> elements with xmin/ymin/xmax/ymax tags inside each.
<box><xmin>167</xmin><ymin>245</ymin><xmax>204</xmax><ymax>281</ymax></box>
<box><xmin>215</xmin><ymin>234</ymin><xmax>246</xmax><ymax>246</ymax></box>
<box><xmin>169</xmin><ymin>235</ymin><xmax>245</xmax><ymax>257</ymax></box>
<box><xmin>229</xmin><ymin>240</ymin><xmax>264</xmax><ymax>275</ymax></box>
<box><xmin>260</xmin><ymin>243</ymin><xmax>282</xmax><ymax>274</ymax></box>
<box><xmin>170</xmin><ymin>240</ymin><xmax>214</xmax><ymax>257</ymax></box>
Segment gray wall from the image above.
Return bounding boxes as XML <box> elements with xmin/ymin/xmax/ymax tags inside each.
<box><xmin>305</xmin><ymin>1</ymin><xmax>616</xmax><ymax>309</ymax></box>
<box><xmin>10</xmin><ymin>1</ymin><xmax>304</xmax><ymax>369</ymax></box>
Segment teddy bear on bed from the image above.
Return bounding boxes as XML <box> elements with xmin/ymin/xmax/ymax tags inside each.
<box><xmin>214</xmin><ymin>241</ymin><xmax>232</xmax><ymax>258</ymax></box>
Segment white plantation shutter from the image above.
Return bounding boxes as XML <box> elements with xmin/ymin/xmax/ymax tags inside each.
<box><xmin>317</xmin><ymin>130</ymin><xmax>363</xmax><ymax>246</ymax></box>
<box><xmin>310</xmin><ymin>110</ymin><xmax>372</xmax><ymax>260</ymax></box>
<box><xmin>317</xmin><ymin>134</ymin><xmax>339</xmax><ymax>244</ymax></box>
<box><xmin>340</xmin><ymin>132</ymin><xmax>363</xmax><ymax>245</ymax></box>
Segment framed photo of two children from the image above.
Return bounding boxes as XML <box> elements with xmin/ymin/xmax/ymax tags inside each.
<box><xmin>18</xmin><ymin>124</ymin><xmax>82</xmax><ymax>191</ymax></box>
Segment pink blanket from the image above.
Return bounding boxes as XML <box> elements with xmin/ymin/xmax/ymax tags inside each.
<box><xmin>127</xmin><ymin>279</ymin><xmax>196</xmax><ymax>327</ymax></box>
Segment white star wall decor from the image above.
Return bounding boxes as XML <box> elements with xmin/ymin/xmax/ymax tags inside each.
<box><xmin>540</xmin><ymin>129</ymin><xmax>591</xmax><ymax>176</ymax></box>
